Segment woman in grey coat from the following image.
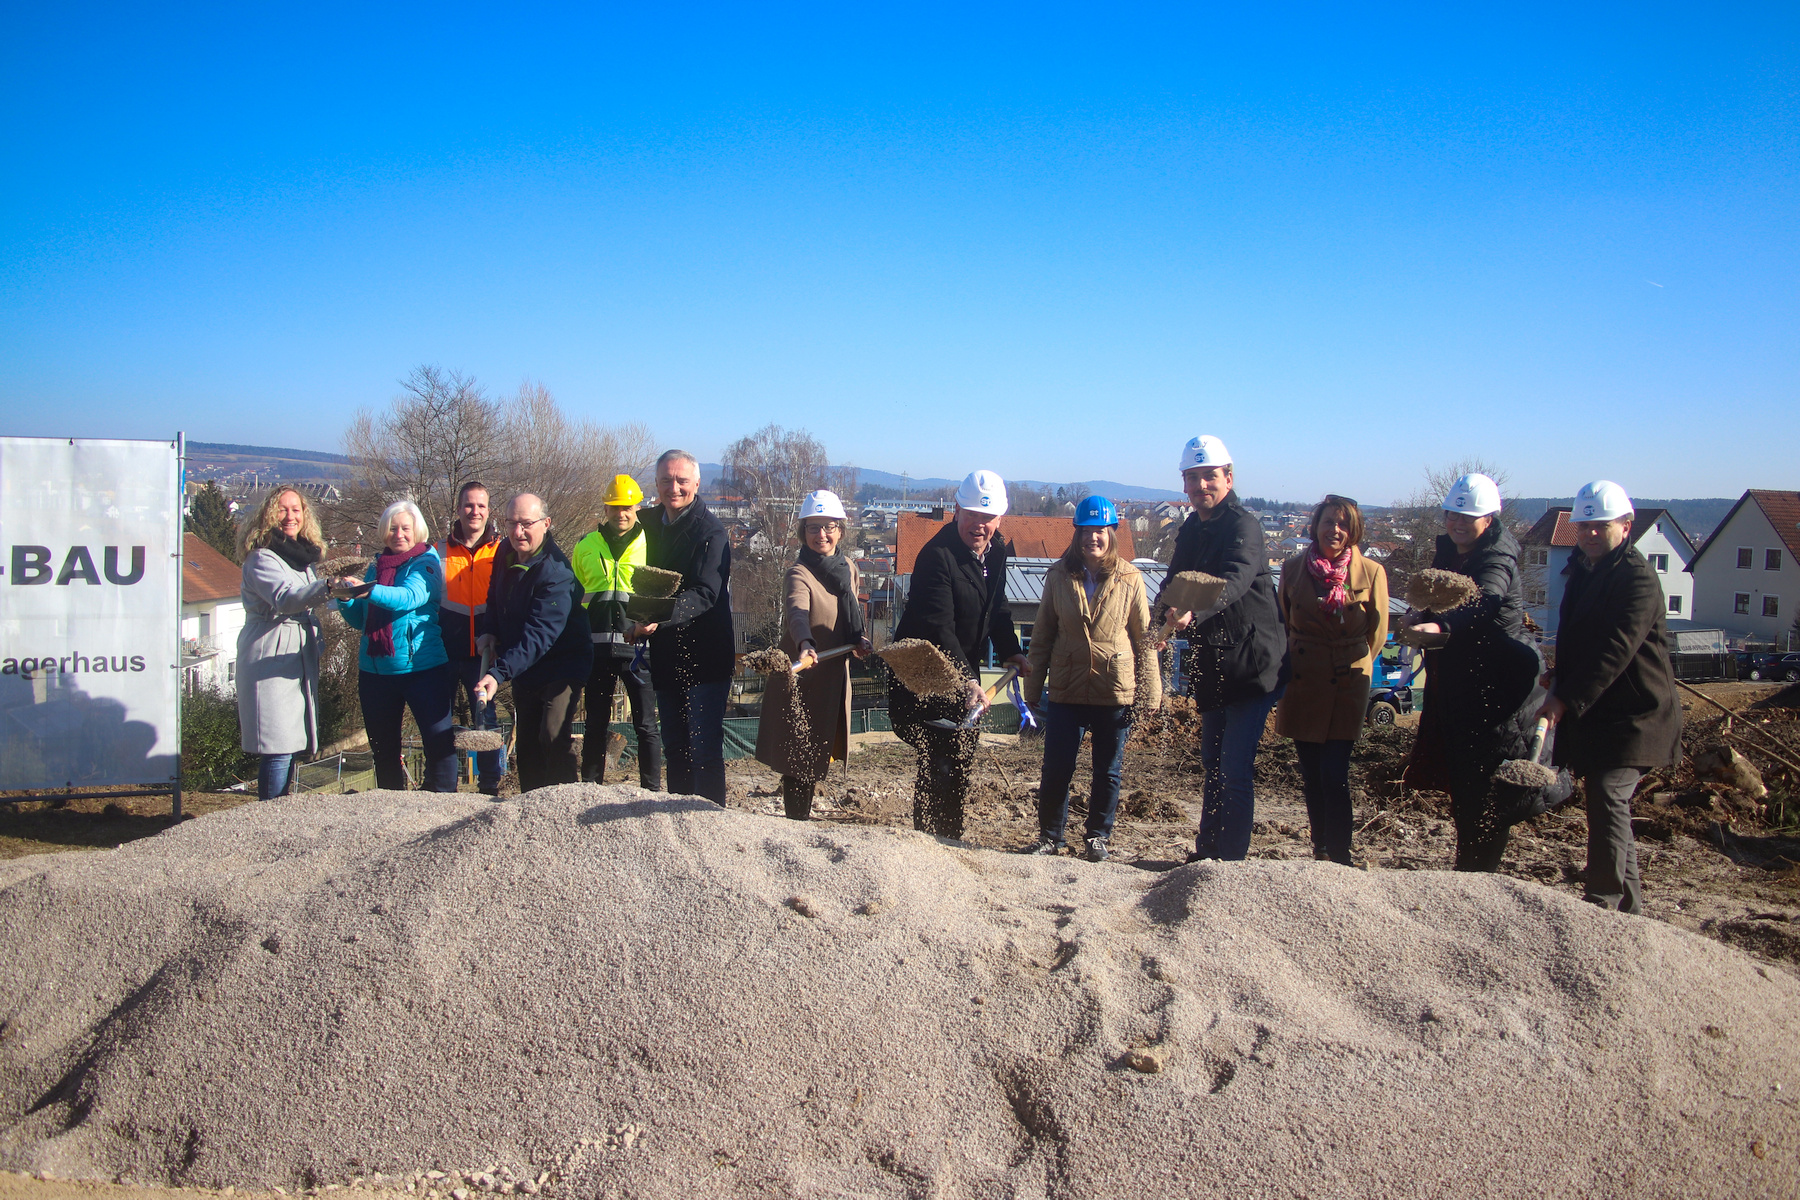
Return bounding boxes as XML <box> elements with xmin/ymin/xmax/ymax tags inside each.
<box><xmin>236</xmin><ymin>487</ymin><xmax>340</xmax><ymax>799</ymax></box>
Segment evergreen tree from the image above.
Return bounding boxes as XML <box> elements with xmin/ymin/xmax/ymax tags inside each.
<box><xmin>185</xmin><ymin>480</ymin><xmax>240</xmax><ymax>563</ymax></box>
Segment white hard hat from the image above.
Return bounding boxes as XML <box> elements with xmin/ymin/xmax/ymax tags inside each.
<box><xmin>955</xmin><ymin>470</ymin><xmax>1008</xmax><ymax>516</ymax></box>
<box><xmin>1572</xmin><ymin>480</ymin><xmax>1632</xmax><ymax>522</ymax></box>
<box><xmin>1178</xmin><ymin>435</ymin><xmax>1233</xmax><ymax>472</ymax></box>
<box><xmin>1441</xmin><ymin>472</ymin><xmax>1502</xmax><ymax>518</ymax></box>
<box><xmin>798</xmin><ymin>489</ymin><xmax>847</xmax><ymax>521</ymax></box>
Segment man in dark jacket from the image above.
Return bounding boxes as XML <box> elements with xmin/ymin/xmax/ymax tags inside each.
<box><xmin>890</xmin><ymin>469</ymin><xmax>1028</xmax><ymax>838</ymax></box>
<box><xmin>635</xmin><ymin>450</ymin><xmax>734</xmax><ymax>804</ymax></box>
<box><xmin>1540</xmin><ymin>481</ymin><xmax>1682</xmax><ymax>915</ymax></box>
<box><xmin>1155</xmin><ymin>436</ymin><xmax>1285</xmax><ymax>861</ymax></box>
<box><xmin>474</xmin><ymin>493</ymin><xmax>593</xmax><ymax>792</ymax></box>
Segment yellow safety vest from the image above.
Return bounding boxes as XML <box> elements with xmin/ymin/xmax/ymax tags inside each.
<box><xmin>571</xmin><ymin>528</ymin><xmax>646</xmax><ymax>644</ymax></box>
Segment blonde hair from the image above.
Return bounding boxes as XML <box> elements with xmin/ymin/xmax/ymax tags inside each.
<box><xmin>240</xmin><ymin>487</ymin><xmax>324</xmax><ymax>557</ymax></box>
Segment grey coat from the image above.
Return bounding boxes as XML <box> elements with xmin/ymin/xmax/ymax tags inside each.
<box><xmin>236</xmin><ymin>547</ymin><xmax>331</xmax><ymax>755</ymax></box>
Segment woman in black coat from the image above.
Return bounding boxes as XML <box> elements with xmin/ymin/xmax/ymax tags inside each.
<box><xmin>1402</xmin><ymin>473</ymin><xmax>1547</xmax><ymax>871</ymax></box>
<box><xmin>1540</xmin><ymin>481</ymin><xmax>1682</xmax><ymax>915</ymax></box>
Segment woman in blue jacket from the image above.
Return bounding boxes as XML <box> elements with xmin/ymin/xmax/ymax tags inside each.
<box><xmin>334</xmin><ymin>499</ymin><xmax>459</xmax><ymax>792</ymax></box>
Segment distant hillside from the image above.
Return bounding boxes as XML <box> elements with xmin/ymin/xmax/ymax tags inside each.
<box><xmin>1507</xmin><ymin>497</ymin><xmax>1737</xmax><ymax>542</ymax></box>
<box><xmin>188</xmin><ymin>441</ymin><xmax>353</xmax><ymax>480</ymax></box>
<box><xmin>700</xmin><ymin>463</ymin><xmax>1185</xmax><ymax>502</ymax></box>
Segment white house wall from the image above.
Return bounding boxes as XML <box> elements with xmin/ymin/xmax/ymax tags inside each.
<box><xmin>1691</xmin><ymin>503</ymin><xmax>1791</xmax><ymax>642</ymax></box>
<box><xmin>180</xmin><ymin>599</ymin><xmax>245</xmax><ymax>693</ymax></box>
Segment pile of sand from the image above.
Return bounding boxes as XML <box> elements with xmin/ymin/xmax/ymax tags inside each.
<box><xmin>2</xmin><ymin>786</ymin><xmax>1797</xmax><ymax>1198</ymax></box>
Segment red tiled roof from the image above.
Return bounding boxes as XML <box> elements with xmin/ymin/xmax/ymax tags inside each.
<box><xmin>1750</xmin><ymin>491</ymin><xmax>1800</xmax><ymax>562</ymax></box>
<box><xmin>183</xmin><ymin>533</ymin><xmax>242</xmax><ymax>604</ymax></box>
<box><xmin>1522</xmin><ymin>506</ymin><xmax>1679</xmax><ymax>551</ymax></box>
<box><xmin>896</xmin><ymin>511</ymin><xmax>1136</xmax><ymax>574</ymax></box>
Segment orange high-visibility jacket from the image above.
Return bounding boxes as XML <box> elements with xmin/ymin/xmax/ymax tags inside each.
<box><xmin>439</xmin><ymin>533</ymin><xmax>500</xmax><ymax>658</ymax></box>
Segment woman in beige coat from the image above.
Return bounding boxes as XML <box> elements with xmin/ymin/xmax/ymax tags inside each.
<box><xmin>1275</xmin><ymin>495</ymin><xmax>1388</xmax><ymax>865</ymax></box>
<box><xmin>754</xmin><ymin>490</ymin><xmax>872</xmax><ymax>819</ymax></box>
<box><xmin>1021</xmin><ymin>497</ymin><xmax>1161</xmax><ymax>862</ymax></box>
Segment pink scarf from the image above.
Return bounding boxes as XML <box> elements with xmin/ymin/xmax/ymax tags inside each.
<box><xmin>366</xmin><ymin>541</ymin><xmax>431</xmax><ymax>657</ymax></box>
<box><xmin>1306</xmin><ymin>546</ymin><xmax>1353</xmax><ymax>617</ymax></box>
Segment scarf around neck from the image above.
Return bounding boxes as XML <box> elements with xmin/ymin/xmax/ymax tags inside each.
<box><xmin>366</xmin><ymin>541</ymin><xmax>431</xmax><ymax>657</ymax></box>
<box><xmin>268</xmin><ymin>533</ymin><xmax>321</xmax><ymax>574</ymax></box>
<box><xmin>797</xmin><ymin>546</ymin><xmax>865</xmax><ymax>641</ymax></box>
<box><xmin>1306</xmin><ymin>545</ymin><xmax>1353</xmax><ymax>617</ymax></box>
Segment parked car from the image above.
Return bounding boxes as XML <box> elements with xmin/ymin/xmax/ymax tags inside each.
<box><xmin>1752</xmin><ymin>652</ymin><xmax>1800</xmax><ymax>683</ymax></box>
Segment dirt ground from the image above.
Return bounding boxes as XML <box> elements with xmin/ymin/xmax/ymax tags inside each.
<box><xmin>5</xmin><ymin>682</ymin><xmax>1799</xmax><ymax>984</ymax></box>
<box><xmin>720</xmin><ymin>680</ymin><xmax>1800</xmax><ymax>976</ymax></box>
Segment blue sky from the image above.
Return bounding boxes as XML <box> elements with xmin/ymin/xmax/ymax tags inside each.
<box><xmin>2</xmin><ymin>3</ymin><xmax>1795</xmax><ymax>503</ymax></box>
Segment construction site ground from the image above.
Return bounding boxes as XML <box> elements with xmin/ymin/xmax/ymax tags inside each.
<box><xmin>4</xmin><ymin>681</ymin><xmax>1798</xmax><ymax>978</ymax></box>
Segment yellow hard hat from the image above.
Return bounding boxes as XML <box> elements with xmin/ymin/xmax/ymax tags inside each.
<box><xmin>603</xmin><ymin>474</ymin><xmax>644</xmax><ymax>507</ymax></box>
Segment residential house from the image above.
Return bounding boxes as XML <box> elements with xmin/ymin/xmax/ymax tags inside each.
<box><xmin>1687</xmin><ymin>490</ymin><xmax>1800</xmax><ymax>645</ymax></box>
<box><xmin>1518</xmin><ymin>507</ymin><xmax>1697</xmax><ymax>634</ymax></box>
<box><xmin>181</xmin><ymin>533</ymin><xmax>245</xmax><ymax>693</ymax></box>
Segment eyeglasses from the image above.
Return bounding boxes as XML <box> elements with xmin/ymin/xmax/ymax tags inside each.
<box><xmin>1324</xmin><ymin>494</ymin><xmax>1358</xmax><ymax>509</ymax></box>
<box><xmin>505</xmin><ymin>517</ymin><xmax>547</xmax><ymax>531</ymax></box>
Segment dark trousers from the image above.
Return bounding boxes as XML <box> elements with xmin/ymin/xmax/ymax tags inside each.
<box><xmin>1195</xmin><ymin>687</ymin><xmax>1282</xmax><ymax>860</ymax></box>
<box><xmin>1450</xmin><ymin>753</ymin><xmax>1510</xmax><ymax>872</ymax></box>
<box><xmin>360</xmin><ymin>665</ymin><xmax>458</xmax><ymax>793</ymax></box>
<box><xmin>1295</xmin><ymin>739</ymin><xmax>1356</xmax><ymax>864</ymax></box>
<box><xmin>782</xmin><ymin>775</ymin><xmax>814</xmax><ymax>821</ymax></box>
<box><xmin>656</xmin><ymin>680</ymin><xmax>729</xmax><ymax>804</ymax></box>
<box><xmin>1036</xmin><ymin>701</ymin><xmax>1132</xmax><ymax>845</ymax></box>
<box><xmin>258</xmin><ymin>753</ymin><xmax>297</xmax><ymax>800</ymax></box>
<box><xmin>895</xmin><ymin>717</ymin><xmax>979</xmax><ymax>839</ymax></box>
<box><xmin>513</xmin><ymin>677</ymin><xmax>582</xmax><ymax>792</ymax></box>
<box><xmin>1584</xmin><ymin>767</ymin><xmax>1644</xmax><ymax>914</ymax></box>
<box><xmin>448</xmin><ymin>656</ymin><xmax>504</xmax><ymax>795</ymax></box>
<box><xmin>583</xmin><ymin>654</ymin><xmax>663</xmax><ymax>790</ymax></box>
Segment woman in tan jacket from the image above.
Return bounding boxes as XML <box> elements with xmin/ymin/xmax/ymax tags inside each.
<box><xmin>754</xmin><ymin>490</ymin><xmax>872</xmax><ymax>819</ymax></box>
<box><xmin>1022</xmin><ymin>497</ymin><xmax>1161</xmax><ymax>862</ymax></box>
<box><xmin>1275</xmin><ymin>495</ymin><xmax>1388</xmax><ymax>865</ymax></box>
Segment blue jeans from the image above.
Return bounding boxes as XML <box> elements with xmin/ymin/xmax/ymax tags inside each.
<box><xmin>360</xmin><ymin>665</ymin><xmax>459</xmax><ymax>793</ymax></box>
<box><xmin>1295</xmin><ymin>738</ymin><xmax>1355</xmax><ymax>863</ymax></box>
<box><xmin>449</xmin><ymin>656</ymin><xmax>506</xmax><ymax>794</ymax></box>
<box><xmin>1036</xmin><ymin>701</ymin><xmax>1133</xmax><ymax>844</ymax></box>
<box><xmin>1195</xmin><ymin>686</ymin><xmax>1283</xmax><ymax>860</ymax></box>
<box><xmin>656</xmin><ymin>680</ymin><xmax>730</xmax><ymax>804</ymax></box>
<box><xmin>258</xmin><ymin>753</ymin><xmax>296</xmax><ymax>800</ymax></box>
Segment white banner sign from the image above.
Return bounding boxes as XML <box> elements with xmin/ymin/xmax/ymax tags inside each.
<box><xmin>0</xmin><ymin>437</ymin><xmax>181</xmax><ymax>789</ymax></box>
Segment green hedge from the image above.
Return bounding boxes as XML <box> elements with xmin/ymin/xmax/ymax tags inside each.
<box><xmin>182</xmin><ymin>684</ymin><xmax>257</xmax><ymax>792</ymax></box>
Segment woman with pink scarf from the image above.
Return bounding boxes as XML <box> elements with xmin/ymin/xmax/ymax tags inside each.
<box><xmin>1274</xmin><ymin>496</ymin><xmax>1388</xmax><ymax>864</ymax></box>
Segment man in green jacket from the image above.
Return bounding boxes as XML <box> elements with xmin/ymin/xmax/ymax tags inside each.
<box><xmin>572</xmin><ymin>474</ymin><xmax>663</xmax><ymax>790</ymax></box>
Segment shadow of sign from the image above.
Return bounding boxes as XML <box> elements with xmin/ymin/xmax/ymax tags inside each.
<box><xmin>0</xmin><ymin>672</ymin><xmax>176</xmax><ymax>789</ymax></box>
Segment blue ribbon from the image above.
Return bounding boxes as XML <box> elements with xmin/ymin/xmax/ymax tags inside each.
<box><xmin>630</xmin><ymin>643</ymin><xmax>648</xmax><ymax>674</ymax></box>
<box><xmin>1009</xmin><ymin>676</ymin><xmax>1038</xmax><ymax>730</ymax></box>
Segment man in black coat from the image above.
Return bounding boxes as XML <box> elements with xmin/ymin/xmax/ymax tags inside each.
<box><xmin>1154</xmin><ymin>436</ymin><xmax>1285</xmax><ymax>861</ymax></box>
<box><xmin>475</xmin><ymin>493</ymin><xmax>593</xmax><ymax>792</ymax></box>
<box><xmin>890</xmin><ymin>470</ymin><xmax>1028</xmax><ymax>838</ymax></box>
<box><xmin>635</xmin><ymin>450</ymin><xmax>734</xmax><ymax>804</ymax></box>
<box><xmin>1540</xmin><ymin>481</ymin><xmax>1682</xmax><ymax>915</ymax></box>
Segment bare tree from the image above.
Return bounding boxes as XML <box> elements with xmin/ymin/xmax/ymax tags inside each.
<box><xmin>494</xmin><ymin>380</ymin><xmax>656</xmax><ymax>537</ymax></box>
<box><xmin>1387</xmin><ymin>458</ymin><xmax>1515</xmax><ymax>600</ymax></box>
<box><xmin>720</xmin><ymin>425</ymin><xmax>858</xmax><ymax>644</ymax></box>
<box><xmin>338</xmin><ymin>366</ymin><xmax>501</xmax><ymax>543</ymax></box>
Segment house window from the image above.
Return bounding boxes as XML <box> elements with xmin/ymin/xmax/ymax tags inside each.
<box><xmin>1768</xmin><ymin>549</ymin><xmax>1784</xmax><ymax>571</ymax></box>
<box><xmin>1735</xmin><ymin>593</ymin><xmax>1751</xmax><ymax>614</ymax></box>
<box><xmin>1738</xmin><ymin>548</ymin><xmax>1754</xmax><ymax>569</ymax></box>
<box><xmin>1647</xmin><ymin>554</ymin><xmax>1668</xmax><ymax>573</ymax></box>
<box><xmin>1526</xmin><ymin>585</ymin><xmax>1547</xmax><ymax>606</ymax></box>
<box><xmin>227</xmin><ymin>661</ymin><xmax>236</xmax><ymax>683</ymax></box>
<box><xmin>1765</xmin><ymin>596</ymin><xmax>1781</xmax><ymax>618</ymax></box>
<box><xmin>1668</xmin><ymin>595</ymin><xmax>1682</xmax><ymax>614</ymax></box>
<box><xmin>1526</xmin><ymin>548</ymin><xmax>1548</xmax><ymax>567</ymax></box>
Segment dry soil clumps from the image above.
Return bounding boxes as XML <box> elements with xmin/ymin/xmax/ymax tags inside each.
<box><xmin>2</xmin><ymin>787</ymin><xmax>1798</xmax><ymax>1198</ymax></box>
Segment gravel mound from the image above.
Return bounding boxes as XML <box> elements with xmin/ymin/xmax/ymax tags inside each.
<box><xmin>2</xmin><ymin>786</ymin><xmax>1798</xmax><ymax>1198</ymax></box>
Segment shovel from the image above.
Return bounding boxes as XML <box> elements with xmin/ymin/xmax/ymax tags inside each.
<box><xmin>456</xmin><ymin>646</ymin><xmax>504</xmax><ymax>750</ymax></box>
<box><xmin>1494</xmin><ymin>717</ymin><xmax>1557</xmax><ymax>790</ymax></box>
<box><xmin>924</xmin><ymin>666</ymin><xmax>1021</xmax><ymax>730</ymax></box>
<box><xmin>794</xmin><ymin>644</ymin><xmax>858</xmax><ymax>672</ymax></box>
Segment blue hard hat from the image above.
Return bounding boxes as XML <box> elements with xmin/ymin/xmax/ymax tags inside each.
<box><xmin>1072</xmin><ymin>495</ymin><xmax>1119</xmax><ymax>527</ymax></box>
